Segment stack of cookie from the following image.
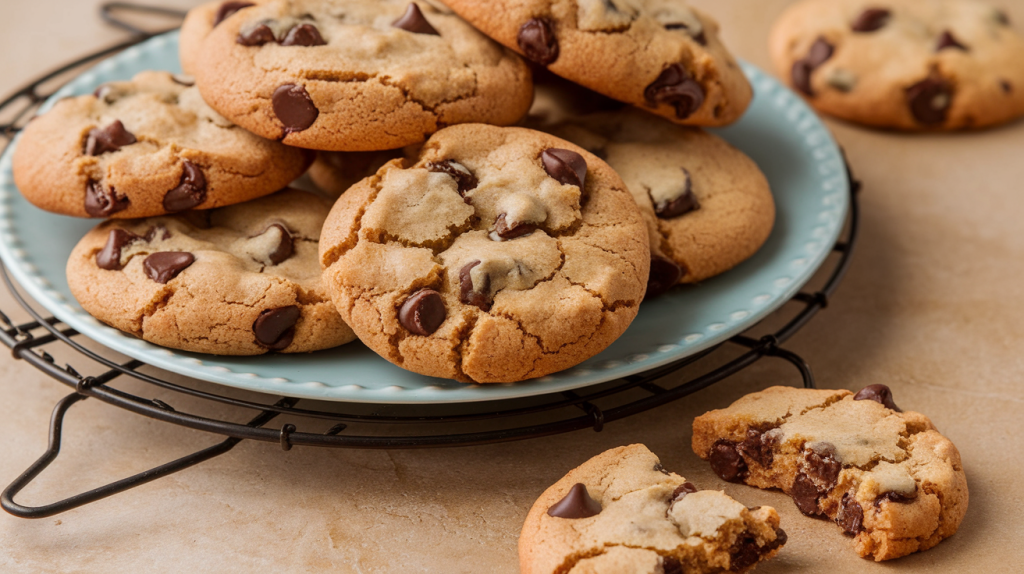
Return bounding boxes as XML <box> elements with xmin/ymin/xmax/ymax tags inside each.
<box><xmin>11</xmin><ymin>0</ymin><xmax>777</xmax><ymax>383</ymax></box>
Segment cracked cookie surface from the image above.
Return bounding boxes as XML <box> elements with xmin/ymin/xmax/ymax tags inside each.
<box><xmin>519</xmin><ymin>444</ymin><xmax>786</xmax><ymax>574</ymax></box>
<box><xmin>319</xmin><ymin>124</ymin><xmax>649</xmax><ymax>383</ymax></box>
<box><xmin>67</xmin><ymin>188</ymin><xmax>355</xmax><ymax>355</ymax></box>
<box><xmin>443</xmin><ymin>0</ymin><xmax>752</xmax><ymax>127</ymax></box>
<box><xmin>692</xmin><ymin>385</ymin><xmax>969</xmax><ymax>561</ymax></box>
<box><xmin>192</xmin><ymin>0</ymin><xmax>534</xmax><ymax>151</ymax></box>
<box><xmin>770</xmin><ymin>0</ymin><xmax>1024</xmax><ymax>130</ymax></box>
<box><xmin>12</xmin><ymin>71</ymin><xmax>311</xmax><ymax>219</ymax></box>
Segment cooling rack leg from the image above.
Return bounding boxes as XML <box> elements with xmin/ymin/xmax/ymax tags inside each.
<box><xmin>768</xmin><ymin>347</ymin><xmax>817</xmax><ymax>389</ymax></box>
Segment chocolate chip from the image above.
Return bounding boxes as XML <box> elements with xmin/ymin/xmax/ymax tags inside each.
<box><xmin>670</xmin><ymin>482</ymin><xmax>698</xmax><ymax>504</ymax></box>
<box><xmin>399</xmin><ymin>289</ymin><xmax>446</xmax><ymax>335</ymax></box>
<box><xmin>143</xmin><ymin>252</ymin><xmax>195</xmax><ymax>284</ymax></box>
<box><xmin>541</xmin><ymin>148</ymin><xmax>587</xmax><ymax>190</ymax></box>
<box><xmin>392</xmin><ymin>3</ymin><xmax>439</xmax><ymax>35</ymax></box>
<box><xmin>836</xmin><ymin>493</ymin><xmax>864</xmax><ymax>535</ymax></box>
<box><xmin>804</xmin><ymin>443</ymin><xmax>841</xmax><ymax>488</ymax></box>
<box><xmin>84</xmin><ymin>120</ymin><xmax>137</xmax><ymax>156</ymax></box>
<box><xmin>144</xmin><ymin>225</ymin><xmax>170</xmax><ymax>242</ymax></box>
<box><xmin>459</xmin><ymin>260</ymin><xmax>491</xmax><ymax>311</ymax></box>
<box><xmin>875</xmin><ymin>489</ymin><xmax>916</xmax><ymax>507</ymax></box>
<box><xmin>994</xmin><ymin>9</ymin><xmax>1010</xmax><ymax>25</ymax></box>
<box><xmin>661</xmin><ymin>556</ymin><xmax>683</xmax><ymax>574</ymax></box>
<box><xmin>171</xmin><ymin>74</ymin><xmax>195</xmax><ymax>87</ymax></box>
<box><xmin>96</xmin><ymin>229</ymin><xmax>141</xmax><ymax>270</ymax></box>
<box><xmin>654</xmin><ymin>169</ymin><xmax>700</xmax><ymax>218</ymax></box>
<box><xmin>254</xmin><ymin>223</ymin><xmax>294</xmax><ymax>265</ymax></box>
<box><xmin>792</xmin><ymin>37</ymin><xmax>834</xmax><ymax>96</ymax></box>
<box><xmin>85</xmin><ymin>181</ymin><xmax>129</xmax><ymax>217</ymax></box>
<box><xmin>426</xmin><ymin>160</ymin><xmax>477</xmax><ymax>197</ymax></box>
<box><xmin>163</xmin><ymin>160</ymin><xmax>207</xmax><ymax>212</ymax></box>
<box><xmin>281</xmin><ymin>23</ymin><xmax>326</xmax><ymax>46</ymax></box>
<box><xmin>644</xmin><ymin>256</ymin><xmax>683</xmax><ymax>300</ymax></box>
<box><xmin>906</xmin><ymin>75</ymin><xmax>952</xmax><ymax>126</ymax></box>
<box><xmin>237</xmin><ymin>23</ymin><xmax>276</xmax><ymax>46</ymax></box>
<box><xmin>936</xmin><ymin>30</ymin><xmax>967</xmax><ymax>51</ymax></box>
<box><xmin>546</xmin><ymin>483</ymin><xmax>601</xmax><ymax>519</ymax></box>
<box><xmin>644</xmin><ymin>64</ymin><xmax>705</xmax><ymax>119</ymax></box>
<box><xmin>729</xmin><ymin>536</ymin><xmax>763</xmax><ymax>571</ymax></box>
<box><xmin>665</xmin><ymin>23</ymin><xmax>706</xmax><ymax>45</ymax></box>
<box><xmin>851</xmin><ymin>8</ymin><xmax>891</xmax><ymax>32</ymax></box>
<box><xmin>738</xmin><ymin>428</ymin><xmax>775</xmax><ymax>468</ymax></box>
<box><xmin>1001</xmin><ymin>80</ymin><xmax>1013</xmax><ymax>94</ymax></box>
<box><xmin>805</xmin><ymin>36</ymin><xmax>834</xmax><ymax>67</ymax></box>
<box><xmin>853</xmin><ymin>383</ymin><xmax>902</xmax><ymax>412</ymax></box>
<box><xmin>273</xmin><ymin>84</ymin><xmax>319</xmax><ymax>134</ymax></box>
<box><xmin>252</xmin><ymin>305</ymin><xmax>301</xmax><ymax>350</ymax></box>
<box><xmin>709</xmin><ymin>439</ymin><xmax>747</xmax><ymax>482</ymax></box>
<box><xmin>791</xmin><ymin>472</ymin><xmax>824</xmax><ymax>516</ymax></box>
<box><xmin>518</xmin><ymin>18</ymin><xmax>559</xmax><ymax>65</ymax></box>
<box><xmin>493</xmin><ymin>213</ymin><xmax>537</xmax><ymax>240</ymax></box>
<box><xmin>653</xmin><ymin>462</ymin><xmax>671</xmax><ymax>475</ymax></box>
<box><xmin>214</xmin><ymin>1</ymin><xmax>254</xmax><ymax>26</ymax></box>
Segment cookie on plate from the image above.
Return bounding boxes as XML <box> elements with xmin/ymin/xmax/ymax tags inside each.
<box><xmin>319</xmin><ymin>124</ymin><xmax>649</xmax><ymax>383</ymax></box>
<box><xmin>692</xmin><ymin>385</ymin><xmax>969</xmax><ymax>561</ymax></box>
<box><xmin>770</xmin><ymin>0</ymin><xmax>1024</xmax><ymax>130</ymax></box>
<box><xmin>192</xmin><ymin>0</ymin><xmax>533</xmax><ymax>151</ymax></box>
<box><xmin>443</xmin><ymin>0</ymin><xmax>752</xmax><ymax>127</ymax></box>
<box><xmin>12</xmin><ymin>71</ymin><xmax>311</xmax><ymax>219</ymax></box>
<box><xmin>67</xmin><ymin>189</ymin><xmax>355</xmax><ymax>355</ymax></box>
<box><xmin>308</xmin><ymin>149</ymin><xmax>405</xmax><ymax>197</ymax></box>
<box><xmin>179</xmin><ymin>0</ymin><xmax>268</xmax><ymax>75</ymax></box>
<box><xmin>519</xmin><ymin>444</ymin><xmax>787</xmax><ymax>574</ymax></box>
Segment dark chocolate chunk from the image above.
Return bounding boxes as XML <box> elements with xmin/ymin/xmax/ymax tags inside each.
<box><xmin>237</xmin><ymin>23</ymin><xmax>276</xmax><ymax>46</ymax></box>
<box><xmin>143</xmin><ymin>252</ymin><xmax>195</xmax><ymax>284</ymax></box>
<box><xmin>853</xmin><ymin>383</ymin><xmax>902</xmax><ymax>412</ymax></box>
<box><xmin>144</xmin><ymin>225</ymin><xmax>170</xmax><ymax>242</ymax></box>
<box><xmin>661</xmin><ymin>556</ymin><xmax>684</xmax><ymax>574</ymax></box>
<box><xmin>494</xmin><ymin>213</ymin><xmax>537</xmax><ymax>240</ymax></box>
<box><xmin>541</xmin><ymin>148</ymin><xmax>587</xmax><ymax>190</ymax></box>
<box><xmin>273</xmin><ymin>84</ymin><xmax>319</xmax><ymax>134</ymax></box>
<box><xmin>738</xmin><ymin>428</ymin><xmax>775</xmax><ymax>468</ymax></box>
<box><xmin>851</xmin><ymin>8</ymin><xmax>892</xmax><ymax>32</ymax></box>
<box><xmin>994</xmin><ymin>9</ymin><xmax>1010</xmax><ymax>25</ymax></box>
<box><xmin>163</xmin><ymin>160</ymin><xmax>207</xmax><ymax>212</ymax></box>
<box><xmin>836</xmin><ymin>493</ymin><xmax>864</xmax><ymax>535</ymax></box>
<box><xmin>252</xmin><ymin>305</ymin><xmax>301</xmax><ymax>350</ymax></box>
<box><xmin>254</xmin><ymin>223</ymin><xmax>294</xmax><ymax>265</ymax></box>
<box><xmin>791</xmin><ymin>60</ymin><xmax>815</xmax><ymax>97</ymax></box>
<box><xmin>85</xmin><ymin>181</ymin><xmax>130</xmax><ymax>217</ymax></box>
<box><xmin>398</xmin><ymin>289</ymin><xmax>446</xmax><ymax>335</ymax></box>
<box><xmin>792</xmin><ymin>37</ymin><xmax>834</xmax><ymax>96</ymax></box>
<box><xmin>644</xmin><ymin>256</ymin><xmax>684</xmax><ymax>300</ymax></box>
<box><xmin>806</xmin><ymin>37</ymin><xmax>835</xmax><ymax>67</ymax></box>
<box><xmin>426</xmin><ymin>160</ymin><xmax>477</xmax><ymax>196</ymax></box>
<box><xmin>804</xmin><ymin>443</ymin><xmax>842</xmax><ymax>489</ymax></box>
<box><xmin>791</xmin><ymin>472</ymin><xmax>824</xmax><ymax>516</ymax></box>
<box><xmin>669</xmin><ymin>482</ymin><xmax>698</xmax><ymax>504</ymax></box>
<box><xmin>665</xmin><ymin>22</ymin><xmax>706</xmax><ymax>45</ymax></box>
<box><xmin>280</xmin><ymin>23</ymin><xmax>326</xmax><ymax>46</ymax></box>
<box><xmin>84</xmin><ymin>120</ymin><xmax>137</xmax><ymax>156</ymax></box>
<box><xmin>906</xmin><ymin>75</ymin><xmax>952</xmax><ymax>126</ymax></box>
<box><xmin>546</xmin><ymin>483</ymin><xmax>602</xmax><ymax>519</ymax></box>
<box><xmin>875</xmin><ymin>489</ymin><xmax>916</xmax><ymax>507</ymax></box>
<box><xmin>936</xmin><ymin>30</ymin><xmax>967</xmax><ymax>51</ymax></box>
<box><xmin>730</xmin><ymin>527</ymin><xmax>785</xmax><ymax>569</ymax></box>
<box><xmin>214</xmin><ymin>1</ymin><xmax>254</xmax><ymax>26</ymax></box>
<box><xmin>1001</xmin><ymin>80</ymin><xmax>1013</xmax><ymax>94</ymax></box>
<box><xmin>392</xmin><ymin>3</ymin><xmax>439</xmax><ymax>35</ymax></box>
<box><xmin>459</xmin><ymin>260</ymin><xmax>492</xmax><ymax>311</ymax></box>
<box><xmin>171</xmin><ymin>74</ymin><xmax>195</xmax><ymax>87</ymax></box>
<box><xmin>654</xmin><ymin>169</ymin><xmax>700</xmax><ymax>218</ymax></box>
<box><xmin>644</xmin><ymin>64</ymin><xmax>705</xmax><ymax>119</ymax></box>
<box><xmin>96</xmin><ymin>229</ymin><xmax>141</xmax><ymax>271</ymax></box>
<box><xmin>709</xmin><ymin>439</ymin><xmax>747</xmax><ymax>482</ymax></box>
<box><xmin>518</xmin><ymin>18</ymin><xmax>559</xmax><ymax>65</ymax></box>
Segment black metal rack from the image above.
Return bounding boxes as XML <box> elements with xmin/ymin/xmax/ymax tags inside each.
<box><xmin>0</xmin><ymin>4</ymin><xmax>860</xmax><ymax>519</ymax></box>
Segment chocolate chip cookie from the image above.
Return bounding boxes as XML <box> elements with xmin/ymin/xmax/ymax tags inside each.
<box><xmin>519</xmin><ymin>444</ymin><xmax>787</xmax><ymax>574</ymax></box>
<box><xmin>192</xmin><ymin>0</ymin><xmax>534</xmax><ymax>151</ymax></box>
<box><xmin>443</xmin><ymin>0</ymin><xmax>752</xmax><ymax>127</ymax></box>
<box><xmin>179</xmin><ymin>0</ymin><xmax>268</xmax><ymax>75</ymax></box>
<box><xmin>67</xmin><ymin>189</ymin><xmax>355</xmax><ymax>355</ymax></box>
<box><xmin>692</xmin><ymin>385</ymin><xmax>969</xmax><ymax>561</ymax></box>
<box><xmin>12</xmin><ymin>71</ymin><xmax>311</xmax><ymax>219</ymax></box>
<box><xmin>308</xmin><ymin>149</ymin><xmax>406</xmax><ymax>197</ymax></box>
<box><xmin>770</xmin><ymin>0</ymin><xmax>1024</xmax><ymax>129</ymax></box>
<box><xmin>319</xmin><ymin>124</ymin><xmax>649</xmax><ymax>383</ymax></box>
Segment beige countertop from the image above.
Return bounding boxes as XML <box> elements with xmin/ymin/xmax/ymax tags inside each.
<box><xmin>1</xmin><ymin>1</ymin><xmax>1022</xmax><ymax>572</ymax></box>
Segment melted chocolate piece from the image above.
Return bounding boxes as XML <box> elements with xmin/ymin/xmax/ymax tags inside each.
<box><xmin>851</xmin><ymin>8</ymin><xmax>892</xmax><ymax>32</ymax></box>
<box><xmin>171</xmin><ymin>74</ymin><xmax>195</xmax><ymax>87</ymax></box>
<box><xmin>791</xmin><ymin>472</ymin><xmax>824</xmax><ymax>516</ymax></box>
<box><xmin>665</xmin><ymin>23</ymin><xmax>706</xmax><ymax>46</ymax></box>
<box><xmin>143</xmin><ymin>252</ymin><xmax>195</xmax><ymax>284</ymax></box>
<box><xmin>493</xmin><ymin>213</ymin><xmax>537</xmax><ymax>240</ymax></box>
<box><xmin>237</xmin><ymin>23</ymin><xmax>276</xmax><ymax>46</ymax></box>
<box><xmin>1001</xmin><ymin>80</ymin><xmax>1013</xmax><ymax>94</ymax></box>
<box><xmin>853</xmin><ymin>383</ymin><xmax>901</xmax><ymax>412</ymax></box>
<box><xmin>280</xmin><ymin>23</ymin><xmax>326</xmax><ymax>46</ymax></box>
<box><xmin>541</xmin><ymin>148</ymin><xmax>587</xmax><ymax>190</ymax></box>
<box><xmin>546</xmin><ymin>483</ymin><xmax>601</xmax><ymax>519</ymax></box>
<box><xmin>85</xmin><ymin>181</ymin><xmax>130</xmax><ymax>217</ymax></box>
<box><xmin>669</xmin><ymin>482</ymin><xmax>698</xmax><ymax>504</ymax></box>
<box><xmin>737</xmin><ymin>428</ymin><xmax>776</xmax><ymax>468</ymax></box>
<box><xmin>836</xmin><ymin>493</ymin><xmax>864</xmax><ymax>535</ymax></box>
<box><xmin>255</xmin><ymin>223</ymin><xmax>294</xmax><ymax>265</ymax></box>
<box><xmin>426</xmin><ymin>160</ymin><xmax>477</xmax><ymax>197</ymax></box>
<box><xmin>644</xmin><ymin>64</ymin><xmax>705</xmax><ymax>119</ymax></box>
<box><xmin>729</xmin><ymin>527</ymin><xmax>785</xmax><ymax>570</ymax></box>
<box><xmin>936</xmin><ymin>30</ymin><xmax>967</xmax><ymax>51</ymax></box>
<box><xmin>84</xmin><ymin>120</ymin><xmax>137</xmax><ymax>156</ymax></box>
<box><xmin>398</xmin><ymin>289</ymin><xmax>446</xmax><ymax>335</ymax></box>
<box><xmin>518</xmin><ymin>18</ymin><xmax>559</xmax><ymax>65</ymax></box>
<box><xmin>654</xmin><ymin>169</ymin><xmax>700</xmax><ymax>218</ymax></box>
<box><xmin>163</xmin><ymin>160</ymin><xmax>207</xmax><ymax>212</ymax></box>
<box><xmin>459</xmin><ymin>260</ymin><xmax>491</xmax><ymax>311</ymax></box>
<box><xmin>804</xmin><ymin>443</ymin><xmax>842</xmax><ymax>488</ymax></box>
<box><xmin>709</xmin><ymin>439</ymin><xmax>747</xmax><ymax>482</ymax></box>
<box><xmin>214</xmin><ymin>1</ymin><xmax>254</xmax><ymax>26</ymax></box>
<box><xmin>144</xmin><ymin>225</ymin><xmax>171</xmax><ymax>242</ymax></box>
<box><xmin>273</xmin><ymin>84</ymin><xmax>319</xmax><ymax>134</ymax></box>
<box><xmin>792</xmin><ymin>37</ymin><xmax>834</xmax><ymax>96</ymax></box>
<box><xmin>392</xmin><ymin>3</ymin><xmax>439</xmax><ymax>35</ymax></box>
<box><xmin>96</xmin><ymin>229</ymin><xmax>141</xmax><ymax>270</ymax></box>
<box><xmin>252</xmin><ymin>305</ymin><xmax>300</xmax><ymax>350</ymax></box>
<box><xmin>644</xmin><ymin>256</ymin><xmax>684</xmax><ymax>300</ymax></box>
<box><xmin>906</xmin><ymin>75</ymin><xmax>952</xmax><ymax>126</ymax></box>
<box><xmin>661</xmin><ymin>556</ymin><xmax>683</xmax><ymax>574</ymax></box>
<box><xmin>875</xmin><ymin>489</ymin><xmax>916</xmax><ymax>506</ymax></box>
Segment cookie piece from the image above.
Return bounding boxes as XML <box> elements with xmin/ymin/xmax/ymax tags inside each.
<box><xmin>319</xmin><ymin>124</ymin><xmax>649</xmax><ymax>383</ymax></box>
<box><xmin>444</xmin><ymin>0</ymin><xmax>752</xmax><ymax>127</ymax></box>
<box><xmin>770</xmin><ymin>0</ymin><xmax>1024</xmax><ymax>130</ymax></box>
<box><xmin>308</xmin><ymin>149</ymin><xmax>405</xmax><ymax>197</ymax></box>
<box><xmin>192</xmin><ymin>0</ymin><xmax>533</xmax><ymax>151</ymax></box>
<box><xmin>519</xmin><ymin>444</ymin><xmax>787</xmax><ymax>574</ymax></box>
<box><xmin>12</xmin><ymin>71</ymin><xmax>311</xmax><ymax>219</ymax></box>
<box><xmin>692</xmin><ymin>385</ymin><xmax>969</xmax><ymax>561</ymax></box>
<box><xmin>179</xmin><ymin>0</ymin><xmax>268</xmax><ymax>75</ymax></box>
<box><xmin>67</xmin><ymin>189</ymin><xmax>355</xmax><ymax>355</ymax></box>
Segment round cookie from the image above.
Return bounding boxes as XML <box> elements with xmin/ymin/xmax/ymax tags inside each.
<box><xmin>179</xmin><ymin>0</ymin><xmax>269</xmax><ymax>76</ymax></box>
<box><xmin>519</xmin><ymin>444</ymin><xmax>787</xmax><ymax>574</ymax></box>
<box><xmin>319</xmin><ymin>124</ymin><xmax>650</xmax><ymax>384</ymax></box>
<box><xmin>443</xmin><ymin>0</ymin><xmax>752</xmax><ymax>127</ymax></box>
<box><xmin>67</xmin><ymin>189</ymin><xmax>355</xmax><ymax>355</ymax></box>
<box><xmin>192</xmin><ymin>0</ymin><xmax>534</xmax><ymax>151</ymax></box>
<box><xmin>12</xmin><ymin>71</ymin><xmax>312</xmax><ymax>219</ymax></box>
<box><xmin>308</xmin><ymin>149</ymin><xmax>405</xmax><ymax>197</ymax></box>
<box><xmin>770</xmin><ymin>0</ymin><xmax>1024</xmax><ymax>130</ymax></box>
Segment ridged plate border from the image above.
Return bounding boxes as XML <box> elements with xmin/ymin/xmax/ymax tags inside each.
<box><xmin>0</xmin><ymin>32</ymin><xmax>848</xmax><ymax>404</ymax></box>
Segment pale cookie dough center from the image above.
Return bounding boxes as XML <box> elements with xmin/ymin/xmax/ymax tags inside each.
<box><xmin>577</xmin><ymin>0</ymin><xmax>640</xmax><ymax>31</ymax></box>
<box><xmin>361</xmin><ymin>167</ymin><xmax>474</xmax><ymax>246</ymax></box>
<box><xmin>442</xmin><ymin>231</ymin><xmax>561</xmax><ymax>297</ymax></box>
<box><xmin>669</xmin><ymin>490</ymin><xmax>746</xmax><ymax>538</ymax></box>
<box><xmin>641</xmin><ymin>164</ymin><xmax>691</xmax><ymax>206</ymax></box>
<box><xmin>865</xmin><ymin>461</ymin><xmax>917</xmax><ymax>496</ymax></box>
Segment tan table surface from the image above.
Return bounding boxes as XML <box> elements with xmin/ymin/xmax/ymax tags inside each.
<box><xmin>2</xmin><ymin>1</ymin><xmax>1023</xmax><ymax>572</ymax></box>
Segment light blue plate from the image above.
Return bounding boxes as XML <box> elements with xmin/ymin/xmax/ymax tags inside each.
<box><xmin>0</xmin><ymin>31</ymin><xmax>848</xmax><ymax>404</ymax></box>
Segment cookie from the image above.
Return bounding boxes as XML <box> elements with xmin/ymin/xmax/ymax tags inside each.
<box><xmin>770</xmin><ymin>0</ymin><xmax>1024</xmax><ymax>130</ymax></box>
<box><xmin>308</xmin><ymin>149</ymin><xmax>405</xmax><ymax>197</ymax></box>
<box><xmin>692</xmin><ymin>385</ymin><xmax>969</xmax><ymax>561</ymax></box>
<box><xmin>179</xmin><ymin>0</ymin><xmax>268</xmax><ymax>76</ymax></box>
<box><xmin>12</xmin><ymin>71</ymin><xmax>311</xmax><ymax>219</ymax></box>
<box><xmin>443</xmin><ymin>0</ymin><xmax>752</xmax><ymax>127</ymax></box>
<box><xmin>67</xmin><ymin>189</ymin><xmax>355</xmax><ymax>355</ymax></box>
<box><xmin>319</xmin><ymin>124</ymin><xmax>650</xmax><ymax>383</ymax></box>
<box><xmin>192</xmin><ymin>0</ymin><xmax>534</xmax><ymax>151</ymax></box>
<box><xmin>519</xmin><ymin>444</ymin><xmax>787</xmax><ymax>574</ymax></box>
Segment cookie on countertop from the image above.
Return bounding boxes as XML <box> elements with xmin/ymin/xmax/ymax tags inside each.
<box><xmin>308</xmin><ymin>149</ymin><xmax>405</xmax><ymax>197</ymax></box>
<box><xmin>319</xmin><ymin>124</ymin><xmax>650</xmax><ymax>383</ymax></box>
<box><xmin>692</xmin><ymin>385</ymin><xmax>968</xmax><ymax>561</ymax></box>
<box><xmin>192</xmin><ymin>0</ymin><xmax>534</xmax><ymax>151</ymax></box>
<box><xmin>519</xmin><ymin>444</ymin><xmax>787</xmax><ymax>574</ymax></box>
<box><xmin>179</xmin><ymin>0</ymin><xmax>268</xmax><ymax>76</ymax></box>
<box><xmin>770</xmin><ymin>0</ymin><xmax>1024</xmax><ymax>130</ymax></box>
<box><xmin>67</xmin><ymin>188</ymin><xmax>355</xmax><ymax>355</ymax></box>
<box><xmin>12</xmin><ymin>71</ymin><xmax>311</xmax><ymax>219</ymax></box>
<box><xmin>443</xmin><ymin>0</ymin><xmax>752</xmax><ymax>127</ymax></box>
